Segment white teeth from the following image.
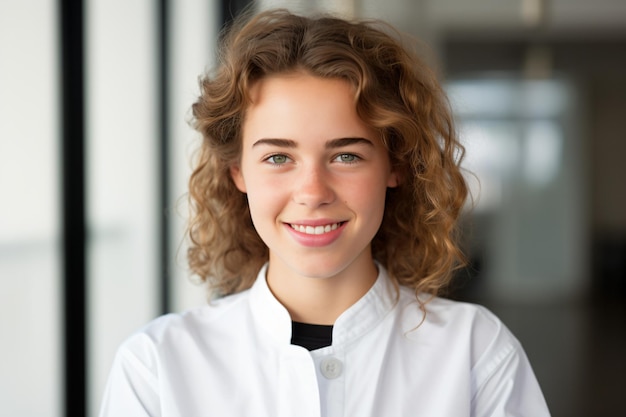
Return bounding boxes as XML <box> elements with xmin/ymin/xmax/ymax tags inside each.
<box><xmin>291</xmin><ymin>223</ymin><xmax>341</xmax><ymax>235</ymax></box>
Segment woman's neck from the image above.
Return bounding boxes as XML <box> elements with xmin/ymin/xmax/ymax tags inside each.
<box><xmin>265</xmin><ymin>255</ymin><xmax>378</xmax><ymax>325</ymax></box>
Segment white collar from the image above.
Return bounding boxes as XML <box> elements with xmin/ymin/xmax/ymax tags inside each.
<box><xmin>249</xmin><ymin>263</ymin><xmax>398</xmax><ymax>349</ymax></box>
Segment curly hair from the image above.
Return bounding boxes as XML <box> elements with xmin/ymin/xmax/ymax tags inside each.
<box><xmin>189</xmin><ymin>9</ymin><xmax>468</xmax><ymax>298</ymax></box>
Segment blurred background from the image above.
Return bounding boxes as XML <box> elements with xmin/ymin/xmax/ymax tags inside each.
<box><xmin>0</xmin><ymin>0</ymin><xmax>624</xmax><ymax>416</ymax></box>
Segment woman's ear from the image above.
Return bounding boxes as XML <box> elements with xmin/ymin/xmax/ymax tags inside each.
<box><xmin>230</xmin><ymin>164</ymin><xmax>247</xmax><ymax>193</ymax></box>
<box><xmin>387</xmin><ymin>170</ymin><xmax>400</xmax><ymax>188</ymax></box>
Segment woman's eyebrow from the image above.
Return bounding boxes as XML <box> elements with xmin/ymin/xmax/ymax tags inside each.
<box><xmin>252</xmin><ymin>138</ymin><xmax>297</xmax><ymax>148</ymax></box>
<box><xmin>325</xmin><ymin>137</ymin><xmax>373</xmax><ymax>149</ymax></box>
<box><xmin>251</xmin><ymin>137</ymin><xmax>373</xmax><ymax>149</ymax></box>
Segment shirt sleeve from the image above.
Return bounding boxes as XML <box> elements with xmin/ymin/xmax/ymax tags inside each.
<box><xmin>471</xmin><ymin>324</ymin><xmax>551</xmax><ymax>417</ymax></box>
<box><xmin>98</xmin><ymin>335</ymin><xmax>161</xmax><ymax>417</ymax></box>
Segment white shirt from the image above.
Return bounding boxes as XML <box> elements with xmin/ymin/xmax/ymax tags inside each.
<box><xmin>99</xmin><ymin>264</ymin><xmax>550</xmax><ymax>417</ymax></box>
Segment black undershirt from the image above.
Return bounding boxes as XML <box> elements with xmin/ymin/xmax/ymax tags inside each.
<box><xmin>291</xmin><ymin>321</ymin><xmax>333</xmax><ymax>351</ymax></box>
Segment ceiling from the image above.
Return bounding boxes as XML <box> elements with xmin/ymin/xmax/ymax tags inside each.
<box><xmin>260</xmin><ymin>0</ymin><xmax>626</xmax><ymax>39</ymax></box>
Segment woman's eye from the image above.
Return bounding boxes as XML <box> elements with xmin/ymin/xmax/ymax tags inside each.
<box><xmin>335</xmin><ymin>153</ymin><xmax>359</xmax><ymax>163</ymax></box>
<box><xmin>267</xmin><ymin>154</ymin><xmax>289</xmax><ymax>164</ymax></box>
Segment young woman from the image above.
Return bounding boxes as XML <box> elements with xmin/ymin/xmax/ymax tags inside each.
<box><xmin>100</xmin><ymin>9</ymin><xmax>550</xmax><ymax>416</ymax></box>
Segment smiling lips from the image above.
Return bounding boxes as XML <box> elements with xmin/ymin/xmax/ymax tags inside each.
<box><xmin>289</xmin><ymin>222</ymin><xmax>342</xmax><ymax>235</ymax></box>
<box><xmin>286</xmin><ymin>221</ymin><xmax>346</xmax><ymax>247</ymax></box>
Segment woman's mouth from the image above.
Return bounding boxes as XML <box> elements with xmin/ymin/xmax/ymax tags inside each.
<box><xmin>289</xmin><ymin>222</ymin><xmax>343</xmax><ymax>235</ymax></box>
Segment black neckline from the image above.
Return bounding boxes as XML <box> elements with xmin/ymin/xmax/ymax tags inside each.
<box><xmin>291</xmin><ymin>321</ymin><xmax>333</xmax><ymax>351</ymax></box>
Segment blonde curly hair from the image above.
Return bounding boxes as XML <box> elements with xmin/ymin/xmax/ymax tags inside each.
<box><xmin>189</xmin><ymin>9</ymin><xmax>468</xmax><ymax>298</ymax></box>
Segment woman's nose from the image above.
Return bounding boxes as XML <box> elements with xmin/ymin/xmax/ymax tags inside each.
<box><xmin>292</xmin><ymin>166</ymin><xmax>336</xmax><ymax>208</ymax></box>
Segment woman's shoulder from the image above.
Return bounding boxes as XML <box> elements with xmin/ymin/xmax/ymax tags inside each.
<box><xmin>399</xmin><ymin>286</ymin><xmax>502</xmax><ymax>325</ymax></box>
<box><xmin>119</xmin><ymin>289</ymin><xmax>252</xmax><ymax>354</ymax></box>
<box><xmin>423</xmin><ymin>295</ymin><xmax>504</xmax><ymax>333</ymax></box>
<box><xmin>396</xmin><ymin>287</ymin><xmax>520</xmax><ymax>358</ymax></box>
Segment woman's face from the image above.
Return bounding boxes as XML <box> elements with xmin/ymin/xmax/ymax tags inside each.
<box><xmin>231</xmin><ymin>73</ymin><xmax>398</xmax><ymax>282</ymax></box>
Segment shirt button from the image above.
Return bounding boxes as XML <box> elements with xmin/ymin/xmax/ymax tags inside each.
<box><xmin>320</xmin><ymin>357</ymin><xmax>343</xmax><ymax>379</ymax></box>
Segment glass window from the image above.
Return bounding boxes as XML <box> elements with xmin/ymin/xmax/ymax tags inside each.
<box><xmin>86</xmin><ymin>1</ymin><xmax>159</xmax><ymax>414</ymax></box>
<box><xmin>447</xmin><ymin>78</ymin><xmax>588</xmax><ymax>301</ymax></box>
<box><xmin>0</xmin><ymin>1</ymin><xmax>61</xmax><ymax>416</ymax></box>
